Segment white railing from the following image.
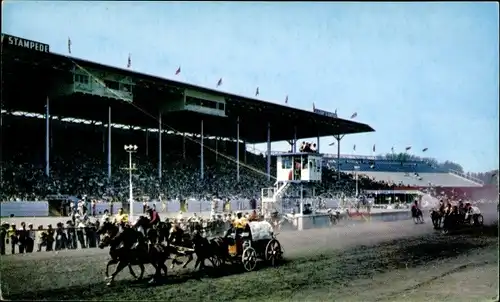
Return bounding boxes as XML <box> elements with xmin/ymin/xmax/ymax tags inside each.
<box><xmin>448</xmin><ymin>169</ymin><xmax>484</xmax><ymax>185</ymax></box>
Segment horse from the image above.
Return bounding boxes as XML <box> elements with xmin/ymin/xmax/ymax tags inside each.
<box><xmin>133</xmin><ymin>215</ymin><xmax>170</xmax><ymax>242</ymax></box>
<box><xmin>430</xmin><ymin>208</ymin><xmax>444</xmax><ymax>229</ymax></box>
<box><xmin>167</xmin><ymin>224</ymin><xmax>196</xmax><ymax>269</ymax></box>
<box><xmin>189</xmin><ymin>231</ymin><xmax>226</xmax><ymax>271</ymax></box>
<box><xmin>327</xmin><ymin>209</ymin><xmax>341</xmax><ymax>225</ymax></box>
<box><xmin>97</xmin><ymin>221</ymin><xmax>169</xmax><ymax>286</ymax></box>
<box><xmin>411</xmin><ymin>205</ymin><xmax>424</xmax><ymax>224</ymax></box>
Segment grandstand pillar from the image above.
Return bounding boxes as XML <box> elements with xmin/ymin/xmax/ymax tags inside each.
<box><xmin>215</xmin><ymin>137</ymin><xmax>218</xmax><ymax>162</ymax></box>
<box><xmin>316</xmin><ymin>135</ymin><xmax>320</xmax><ymax>153</ymax></box>
<box><xmin>293</xmin><ymin>126</ymin><xmax>297</xmax><ymax>153</ymax></box>
<box><xmin>200</xmin><ymin>119</ymin><xmax>204</xmax><ymax>180</ymax></box>
<box><xmin>236</xmin><ymin>116</ymin><xmax>240</xmax><ymax>182</ymax></box>
<box><xmin>244</xmin><ymin>141</ymin><xmax>247</xmax><ymax>164</ymax></box>
<box><xmin>182</xmin><ymin>133</ymin><xmax>186</xmax><ymax>160</ymax></box>
<box><xmin>267</xmin><ymin>122</ymin><xmax>271</xmax><ymax>181</ymax></box>
<box><xmin>145</xmin><ymin>129</ymin><xmax>149</xmax><ymax>156</ymax></box>
<box><xmin>158</xmin><ymin>113</ymin><xmax>162</xmax><ymax>179</ymax></box>
<box><xmin>334</xmin><ymin>134</ymin><xmax>344</xmax><ymax>180</ymax></box>
<box><xmin>45</xmin><ymin>96</ymin><xmax>50</xmax><ymax>177</ymax></box>
<box><xmin>107</xmin><ymin>106</ymin><xmax>112</xmax><ymax>180</ymax></box>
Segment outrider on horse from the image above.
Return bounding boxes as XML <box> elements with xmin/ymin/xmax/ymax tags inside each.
<box><xmin>411</xmin><ymin>201</ymin><xmax>424</xmax><ymax>224</ymax></box>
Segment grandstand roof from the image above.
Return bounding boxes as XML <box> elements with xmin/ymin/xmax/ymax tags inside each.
<box><xmin>2</xmin><ymin>39</ymin><xmax>374</xmax><ymax>143</ymax></box>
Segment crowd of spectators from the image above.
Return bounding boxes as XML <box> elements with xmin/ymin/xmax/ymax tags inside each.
<box><xmin>1</xmin><ymin>116</ymin><xmax>446</xmax><ymax>204</ymax></box>
<box><xmin>0</xmin><ymin>117</ymin><xmax>276</xmax><ymax>202</ymax></box>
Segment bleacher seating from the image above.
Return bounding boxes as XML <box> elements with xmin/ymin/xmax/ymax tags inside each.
<box><xmin>334</xmin><ymin>158</ymin><xmax>446</xmax><ymax>173</ymax></box>
<box><xmin>356</xmin><ymin>171</ymin><xmax>483</xmax><ymax>187</ymax></box>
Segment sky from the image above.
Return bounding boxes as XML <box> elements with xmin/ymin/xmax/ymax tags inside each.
<box><xmin>2</xmin><ymin>1</ymin><xmax>499</xmax><ymax>173</ymax></box>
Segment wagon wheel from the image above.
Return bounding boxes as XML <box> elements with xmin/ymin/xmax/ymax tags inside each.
<box><xmin>242</xmin><ymin>247</ymin><xmax>258</xmax><ymax>272</ymax></box>
<box><xmin>265</xmin><ymin>239</ymin><xmax>283</xmax><ymax>267</ymax></box>
<box><xmin>210</xmin><ymin>256</ymin><xmax>223</xmax><ymax>268</ymax></box>
<box><xmin>475</xmin><ymin>214</ymin><xmax>484</xmax><ymax>226</ymax></box>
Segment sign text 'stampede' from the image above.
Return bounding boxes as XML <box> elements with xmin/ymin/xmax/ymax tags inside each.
<box><xmin>1</xmin><ymin>33</ymin><xmax>50</xmax><ymax>53</ymax></box>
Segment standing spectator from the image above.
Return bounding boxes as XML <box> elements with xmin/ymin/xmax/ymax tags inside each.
<box><xmin>7</xmin><ymin>224</ymin><xmax>17</xmax><ymax>254</ymax></box>
<box><xmin>0</xmin><ymin>223</ymin><xmax>8</xmax><ymax>255</ymax></box>
<box><xmin>46</xmin><ymin>225</ymin><xmax>55</xmax><ymax>251</ymax></box>
<box><xmin>36</xmin><ymin>225</ymin><xmax>46</xmax><ymax>252</ymax></box>
<box><xmin>66</xmin><ymin>221</ymin><xmax>77</xmax><ymax>249</ymax></box>
<box><xmin>55</xmin><ymin>222</ymin><xmax>66</xmax><ymax>251</ymax></box>
<box><xmin>91</xmin><ymin>199</ymin><xmax>97</xmax><ymax>217</ymax></box>
<box><xmin>17</xmin><ymin>222</ymin><xmax>28</xmax><ymax>254</ymax></box>
<box><xmin>27</xmin><ymin>224</ymin><xmax>35</xmax><ymax>253</ymax></box>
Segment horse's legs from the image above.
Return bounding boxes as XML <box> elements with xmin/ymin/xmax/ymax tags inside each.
<box><xmin>182</xmin><ymin>253</ymin><xmax>194</xmax><ymax>268</ymax></box>
<box><xmin>128</xmin><ymin>264</ymin><xmax>138</xmax><ymax>279</ymax></box>
<box><xmin>107</xmin><ymin>260</ymin><xmax>128</xmax><ymax>286</ymax></box>
<box><xmin>160</xmin><ymin>260</ymin><xmax>168</xmax><ymax>277</ymax></box>
<box><xmin>105</xmin><ymin>259</ymin><xmax>117</xmax><ymax>279</ymax></box>
<box><xmin>193</xmin><ymin>256</ymin><xmax>203</xmax><ymax>270</ymax></box>
<box><xmin>138</xmin><ymin>264</ymin><xmax>145</xmax><ymax>280</ymax></box>
<box><xmin>148</xmin><ymin>263</ymin><xmax>161</xmax><ymax>284</ymax></box>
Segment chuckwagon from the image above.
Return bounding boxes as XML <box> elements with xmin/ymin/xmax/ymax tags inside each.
<box><xmin>223</xmin><ymin>220</ymin><xmax>284</xmax><ymax>271</ymax></box>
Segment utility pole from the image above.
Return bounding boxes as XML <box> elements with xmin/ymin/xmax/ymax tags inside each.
<box><xmin>123</xmin><ymin>144</ymin><xmax>138</xmax><ymax>222</ymax></box>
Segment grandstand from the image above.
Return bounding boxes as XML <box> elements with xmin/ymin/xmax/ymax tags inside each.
<box><xmin>1</xmin><ymin>33</ymin><xmax>376</xmax><ymax>204</ymax></box>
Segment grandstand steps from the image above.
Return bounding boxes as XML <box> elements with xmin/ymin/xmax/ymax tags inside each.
<box><xmin>448</xmin><ymin>170</ymin><xmax>484</xmax><ymax>186</ymax></box>
<box><xmin>274</xmin><ymin>182</ymin><xmax>290</xmax><ymax>200</ymax></box>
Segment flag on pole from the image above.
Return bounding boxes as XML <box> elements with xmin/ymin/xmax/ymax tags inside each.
<box><xmin>353</xmin><ymin>144</ymin><xmax>356</xmax><ymax>151</ymax></box>
<box><xmin>217</xmin><ymin>78</ymin><xmax>223</xmax><ymax>87</ymax></box>
<box><xmin>422</xmin><ymin>147</ymin><xmax>428</xmax><ymax>152</ymax></box>
<box><xmin>255</xmin><ymin>87</ymin><xmax>259</xmax><ymax>96</ymax></box>
<box><xmin>67</xmin><ymin>37</ymin><xmax>72</xmax><ymax>54</ymax></box>
<box><xmin>350</xmin><ymin>112</ymin><xmax>358</xmax><ymax>119</ymax></box>
<box><xmin>127</xmin><ymin>54</ymin><xmax>131</xmax><ymax>68</ymax></box>
<box><xmin>285</xmin><ymin>95</ymin><xmax>288</xmax><ymax>104</ymax></box>
<box><xmin>405</xmin><ymin>146</ymin><xmax>412</xmax><ymax>151</ymax></box>
<box><xmin>373</xmin><ymin>144</ymin><xmax>376</xmax><ymax>152</ymax></box>
<box><xmin>175</xmin><ymin>66</ymin><xmax>181</xmax><ymax>75</ymax></box>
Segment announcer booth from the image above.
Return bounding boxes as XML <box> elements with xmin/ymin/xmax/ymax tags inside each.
<box><xmin>262</xmin><ymin>152</ymin><xmax>331</xmax><ymax>230</ymax></box>
<box><xmin>276</xmin><ymin>152</ymin><xmax>322</xmax><ymax>182</ymax></box>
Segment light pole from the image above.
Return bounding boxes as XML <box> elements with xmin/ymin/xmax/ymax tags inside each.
<box><xmin>354</xmin><ymin>165</ymin><xmax>360</xmax><ymax>197</ymax></box>
<box><xmin>124</xmin><ymin>144</ymin><xmax>138</xmax><ymax>222</ymax></box>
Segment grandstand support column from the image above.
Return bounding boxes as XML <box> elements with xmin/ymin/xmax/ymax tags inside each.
<box><xmin>158</xmin><ymin>112</ymin><xmax>162</xmax><ymax>179</ymax></box>
<box><xmin>45</xmin><ymin>96</ymin><xmax>50</xmax><ymax>177</ymax></box>
<box><xmin>107</xmin><ymin>106</ymin><xmax>112</xmax><ymax>179</ymax></box>
<box><xmin>236</xmin><ymin>116</ymin><xmax>240</xmax><ymax>182</ymax></box>
<box><xmin>200</xmin><ymin>119</ymin><xmax>204</xmax><ymax>180</ymax></box>
<box><xmin>182</xmin><ymin>133</ymin><xmax>186</xmax><ymax>160</ymax></box>
<box><xmin>215</xmin><ymin>137</ymin><xmax>218</xmax><ymax>162</ymax></box>
<box><xmin>334</xmin><ymin>134</ymin><xmax>345</xmax><ymax>180</ymax></box>
<box><xmin>293</xmin><ymin>126</ymin><xmax>297</xmax><ymax>153</ymax></box>
<box><xmin>267</xmin><ymin>122</ymin><xmax>271</xmax><ymax>181</ymax></box>
<box><xmin>145</xmin><ymin>129</ymin><xmax>149</xmax><ymax>156</ymax></box>
<box><xmin>317</xmin><ymin>135</ymin><xmax>320</xmax><ymax>153</ymax></box>
<box><xmin>244</xmin><ymin>140</ymin><xmax>247</xmax><ymax>164</ymax></box>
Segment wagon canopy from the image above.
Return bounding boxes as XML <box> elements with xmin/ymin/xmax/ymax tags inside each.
<box><xmin>248</xmin><ymin>221</ymin><xmax>274</xmax><ymax>241</ymax></box>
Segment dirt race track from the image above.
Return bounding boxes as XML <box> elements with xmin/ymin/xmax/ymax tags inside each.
<box><xmin>1</xmin><ymin>204</ymin><xmax>498</xmax><ymax>302</ymax></box>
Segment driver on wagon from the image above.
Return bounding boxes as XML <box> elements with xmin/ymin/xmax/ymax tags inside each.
<box><xmin>114</xmin><ymin>208</ymin><xmax>128</xmax><ymax>231</ymax></box>
<box><xmin>146</xmin><ymin>208</ymin><xmax>161</xmax><ymax>229</ymax></box>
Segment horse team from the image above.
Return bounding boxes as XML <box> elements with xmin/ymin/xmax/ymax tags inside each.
<box><xmin>97</xmin><ymin>214</ymin><xmax>252</xmax><ymax>286</ymax></box>
<box><xmin>429</xmin><ymin>201</ymin><xmax>484</xmax><ymax>233</ymax></box>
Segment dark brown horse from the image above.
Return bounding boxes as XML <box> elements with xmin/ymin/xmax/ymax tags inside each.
<box><xmin>97</xmin><ymin>222</ymin><xmax>169</xmax><ymax>285</ymax></box>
